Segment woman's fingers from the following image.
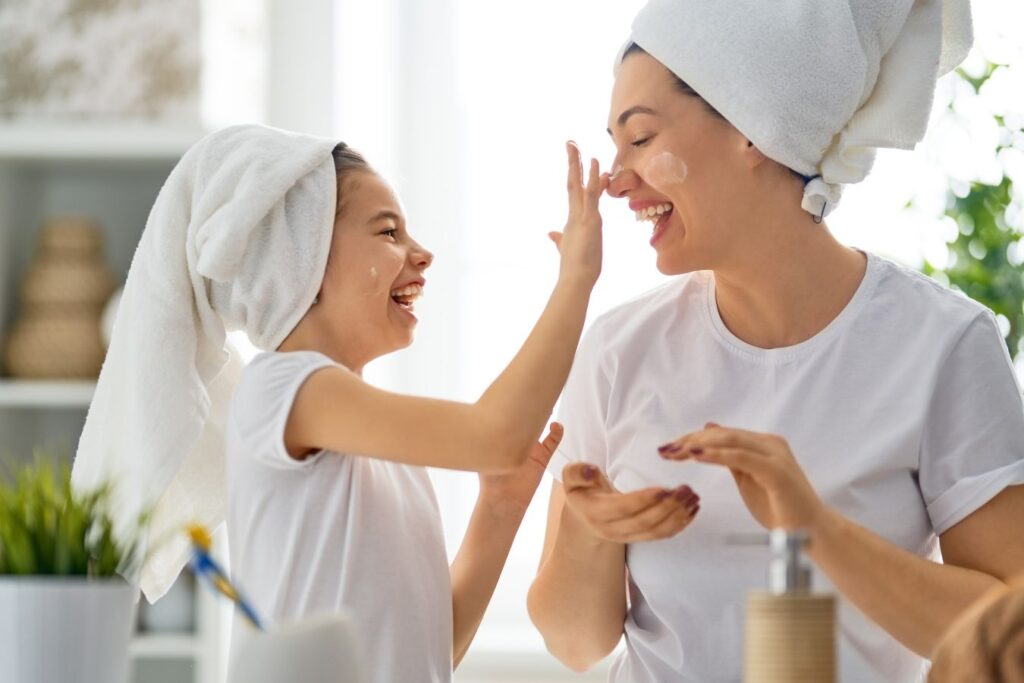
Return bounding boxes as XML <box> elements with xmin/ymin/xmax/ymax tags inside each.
<box><xmin>562</xmin><ymin>462</ymin><xmax>614</xmax><ymax>494</ymax></box>
<box><xmin>601</xmin><ymin>486</ymin><xmax>699</xmax><ymax>539</ymax></box>
<box><xmin>629</xmin><ymin>503</ymin><xmax>699</xmax><ymax>543</ymax></box>
<box><xmin>659</xmin><ymin>424</ymin><xmax>774</xmax><ymax>460</ymax></box>
<box><xmin>584</xmin><ymin>487</ymin><xmax>677</xmax><ymax>524</ymax></box>
<box><xmin>692</xmin><ymin>447</ymin><xmax>777</xmax><ymax>481</ymax></box>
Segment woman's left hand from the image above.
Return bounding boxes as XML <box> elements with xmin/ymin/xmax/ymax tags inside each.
<box><xmin>659</xmin><ymin>422</ymin><xmax>826</xmax><ymax>532</ymax></box>
<box><xmin>479</xmin><ymin>422</ymin><xmax>562</xmax><ymax>519</ymax></box>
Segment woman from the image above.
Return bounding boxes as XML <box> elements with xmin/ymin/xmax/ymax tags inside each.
<box><xmin>528</xmin><ymin>1</ymin><xmax>1024</xmax><ymax>681</ymax></box>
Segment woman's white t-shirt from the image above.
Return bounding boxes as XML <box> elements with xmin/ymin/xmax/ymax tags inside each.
<box><xmin>549</xmin><ymin>252</ymin><xmax>1024</xmax><ymax>683</ymax></box>
<box><xmin>225</xmin><ymin>351</ymin><xmax>453</xmax><ymax>683</ymax></box>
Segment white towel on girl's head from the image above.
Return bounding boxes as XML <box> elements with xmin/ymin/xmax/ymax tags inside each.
<box><xmin>72</xmin><ymin>124</ymin><xmax>340</xmax><ymax>601</ymax></box>
<box><xmin>622</xmin><ymin>0</ymin><xmax>973</xmax><ymax>218</ymax></box>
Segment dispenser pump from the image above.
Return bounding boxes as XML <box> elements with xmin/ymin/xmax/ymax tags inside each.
<box><xmin>768</xmin><ymin>530</ymin><xmax>812</xmax><ymax>594</ymax></box>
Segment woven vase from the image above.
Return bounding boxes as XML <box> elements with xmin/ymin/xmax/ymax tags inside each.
<box><xmin>3</xmin><ymin>216</ymin><xmax>116</xmax><ymax>379</ymax></box>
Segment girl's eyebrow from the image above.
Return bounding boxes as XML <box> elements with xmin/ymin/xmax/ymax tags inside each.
<box><xmin>369</xmin><ymin>209</ymin><xmax>402</xmax><ymax>223</ymax></box>
<box><xmin>607</xmin><ymin>105</ymin><xmax>659</xmax><ymax>136</ymax></box>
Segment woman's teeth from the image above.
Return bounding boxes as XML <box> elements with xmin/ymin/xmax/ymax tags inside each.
<box><xmin>635</xmin><ymin>203</ymin><xmax>673</xmax><ymax>230</ymax></box>
<box><xmin>390</xmin><ymin>283</ymin><xmax>423</xmax><ymax>309</ymax></box>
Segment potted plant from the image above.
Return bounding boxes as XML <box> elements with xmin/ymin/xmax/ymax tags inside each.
<box><xmin>0</xmin><ymin>457</ymin><xmax>145</xmax><ymax>683</ymax></box>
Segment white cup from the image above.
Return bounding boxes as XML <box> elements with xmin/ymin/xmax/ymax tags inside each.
<box><xmin>228</xmin><ymin>613</ymin><xmax>363</xmax><ymax>683</ymax></box>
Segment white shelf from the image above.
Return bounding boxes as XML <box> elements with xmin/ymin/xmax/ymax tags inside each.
<box><xmin>130</xmin><ymin>633</ymin><xmax>201</xmax><ymax>660</ymax></box>
<box><xmin>0</xmin><ymin>122</ymin><xmax>206</xmax><ymax>162</ymax></box>
<box><xmin>0</xmin><ymin>380</ymin><xmax>95</xmax><ymax>408</ymax></box>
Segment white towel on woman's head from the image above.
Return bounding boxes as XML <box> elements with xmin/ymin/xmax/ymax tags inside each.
<box><xmin>621</xmin><ymin>0</ymin><xmax>973</xmax><ymax>218</ymax></box>
<box><xmin>72</xmin><ymin>124</ymin><xmax>340</xmax><ymax>601</ymax></box>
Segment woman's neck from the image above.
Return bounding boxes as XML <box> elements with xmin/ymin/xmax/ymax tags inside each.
<box><xmin>711</xmin><ymin>214</ymin><xmax>867</xmax><ymax>350</ymax></box>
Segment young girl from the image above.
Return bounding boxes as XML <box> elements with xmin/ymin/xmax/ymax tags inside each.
<box><xmin>71</xmin><ymin>124</ymin><xmax>605</xmax><ymax>682</ymax></box>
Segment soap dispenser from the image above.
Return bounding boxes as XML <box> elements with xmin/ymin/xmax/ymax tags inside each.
<box><xmin>744</xmin><ymin>529</ymin><xmax>836</xmax><ymax>683</ymax></box>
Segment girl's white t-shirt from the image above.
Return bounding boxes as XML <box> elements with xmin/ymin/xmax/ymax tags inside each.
<box><xmin>549</xmin><ymin>252</ymin><xmax>1024</xmax><ymax>683</ymax></box>
<box><xmin>225</xmin><ymin>351</ymin><xmax>453</xmax><ymax>683</ymax></box>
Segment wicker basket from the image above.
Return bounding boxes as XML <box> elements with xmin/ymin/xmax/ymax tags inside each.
<box><xmin>2</xmin><ymin>216</ymin><xmax>116</xmax><ymax>379</ymax></box>
<box><xmin>3</xmin><ymin>313</ymin><xmax>106</xmax><ymax>379</ymax></box>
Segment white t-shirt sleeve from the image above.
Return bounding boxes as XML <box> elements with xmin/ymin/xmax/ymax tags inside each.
<box><xmin>230</xmin><ymin>351</ymin><xmax>340</xmax><ymax>471</ymax></box>
<box><xmin>920</xmin><ymin>311</ymin><xmax>1024</xmax><ymax>534</ymax></box>
<box><xmin>549</xmin><ymin>320</ymin><xmax>612</xmax><ymax>482</ymax></box>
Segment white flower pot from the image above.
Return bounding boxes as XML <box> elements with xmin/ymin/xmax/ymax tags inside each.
<box><xmin>0</xmin><ymin>577</ymin><xmax>136</xmax><ymax>683</ymax></box>
<box><xmin>229</xmin><ymin>614</ymin><xmax>364</xmax><ymax>683</ymax></box>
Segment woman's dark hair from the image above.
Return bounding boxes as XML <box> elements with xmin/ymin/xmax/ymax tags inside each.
<box><xmin>621</xmin><ymin>43</ymin><xmax>814</xmax><ymax>186</ymax></box>
<box><xmin>622</xmin><ymin>43</ymin><xmax>725</xmax><ymax>121</ymax></box>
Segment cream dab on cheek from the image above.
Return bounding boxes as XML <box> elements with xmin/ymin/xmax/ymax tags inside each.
<box><xmin>644</xmin><ymin>151</ymin><xmax>689</xmax><ymax>188</ymax></box>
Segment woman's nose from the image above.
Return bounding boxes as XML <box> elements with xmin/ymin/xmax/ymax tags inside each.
<box><xmin>606</xmin><ymin>164</ymin><xmax>641</xmax><ymax>199</ymax></box>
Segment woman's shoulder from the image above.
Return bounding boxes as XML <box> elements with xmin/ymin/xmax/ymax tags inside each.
<box><xmin>868</xmin><ymin>253</ymin><xmax>991</xmax><ymax>332</ymax></box>
<box><xmin>593</xmin><ymin>272</ymin><xmax>705</xmax><ymax>330</ymax></box>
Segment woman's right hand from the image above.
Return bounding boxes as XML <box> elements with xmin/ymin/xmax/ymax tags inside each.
<box><xmin>549</xmin><ymin>142</ymin><xmax>606</xmax><ymax>288</ymax></box>
<box><xmin>561</xmin><ymin>462</ymin><xmax>700</xmax><ymax>543</ymax></box>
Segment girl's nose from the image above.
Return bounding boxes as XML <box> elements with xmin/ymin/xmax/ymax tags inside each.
<box><xmin>412</xmin><ymin>245</ymin><xmax>434</xmax><ymax>269</ymax></box>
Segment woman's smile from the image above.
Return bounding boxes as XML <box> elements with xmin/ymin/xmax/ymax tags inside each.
<box><xmin>629</xmin><ymin>199</ymin><xmax>676</xmax><ymax>246</ymax></box>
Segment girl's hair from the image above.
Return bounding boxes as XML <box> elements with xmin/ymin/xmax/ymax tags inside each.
<box><xmin>622</xmin><ymin>43</ymin><xmax>725</xmax><ymax>120</ymax></box>
<box><xmin>331</xmin><ymin>143</ymin><xmax>371</xmax><ymax>214</ymax></box>
<box><xmin>332</xmin><ymin>143</ymin><xmax>370</xmax><ymax>177</ymax></box>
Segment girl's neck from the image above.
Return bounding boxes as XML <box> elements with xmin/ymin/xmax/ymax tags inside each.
<box><xmin>710</xmin><ymin>215</ymin><xmax>867</xmax><ymax>350</ymax></box>
<box><xmin>277</xmin><ymin>329</ymin><xmax>367</xmax><ymax>376</ymax></box>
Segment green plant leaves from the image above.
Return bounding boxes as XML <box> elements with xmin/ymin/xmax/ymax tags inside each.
<box><xmin>0</xmin><ymin>457</ymin><xmax>144</xmax><ymax>577</ymax></box>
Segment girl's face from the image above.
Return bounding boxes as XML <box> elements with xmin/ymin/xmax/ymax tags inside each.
<box><xmin>606</xmin><ymin>51</ymin><xmax>756</xmax><ymax>275</ymax></box>
<box><xmin>314</xmin><ymin>171</ymin><xmax>433</xmax><ymax>366</ymax></box>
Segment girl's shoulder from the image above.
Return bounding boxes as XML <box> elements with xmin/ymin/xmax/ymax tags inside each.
<box><xmin>231</xmin><ymin>351</ymin><xmax>341</xmax><ymax>421</ymax></box>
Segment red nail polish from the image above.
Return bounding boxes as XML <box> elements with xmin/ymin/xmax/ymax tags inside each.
<box><xmin>689</xmin><ymin>447</ymin><xmax>703</xmax><ymax>455</ymax></box>
<box><xmin>656</xmin><ymin>490</ymin><xmax>671</xmax><ymax>501</ymax></box>
<box><xmin>582</xmin><ymin>465</ymin><xmax>595</xmax><ymax>480</ymax></box>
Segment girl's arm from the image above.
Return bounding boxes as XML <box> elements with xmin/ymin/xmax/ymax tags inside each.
<box><xmin>286</xmin><ymin>145</ymin><xmax>606</xmax><ymax>472</ymax></box>
<box><xmin>450</xmin><ymin>424</ymin><xmax>560</xmax><ymax>666</ymax></box>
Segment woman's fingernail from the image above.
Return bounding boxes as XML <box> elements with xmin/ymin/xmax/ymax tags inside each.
<box><xmin>582</xmin><ymin>465</ymin><xmax>595</xmax><ymax>480</ymax></box>
<box><xmin>675</xmin><ymin>488</ymin><xmax>694</xmax><ymax>503</ymax></box>
<box><xmin>688</xmin><ymin>447</ymin><xmax>704</xmax><ymax>456</ymax></box>
<box><xmin>658</xmin><ymin>443</ymin><xmax>681</xmax><ymax>453</ymax></box>
<box><xmin>656</xmin><ymin>490</ymin><xmax>671</xmax><ymax>501</ymax></box>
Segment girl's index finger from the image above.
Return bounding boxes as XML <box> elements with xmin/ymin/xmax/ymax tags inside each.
<box><xmin>566</xmin><ymin>141</ymin><xmax>584</xmax><ymax>203</ymax></box>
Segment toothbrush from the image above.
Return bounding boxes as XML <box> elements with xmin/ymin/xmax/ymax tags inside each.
<box><xmin>187</xmin><ymin>524</ymin><xmax>264</xmax><ymax>630</ymax></box>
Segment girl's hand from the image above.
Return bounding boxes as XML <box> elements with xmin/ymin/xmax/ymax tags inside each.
<box><xmin>479</xmin><ymin>422</ymin><xmax>563</xmax><ymax>519</ymax></box>
<box><xmin>659</xmin><ymin>423</ymin><xmax>826</xmax><ymax>532</ymax></box>
<box><xmin>561</xmin><ymin>462</ymin><xmax>699</xmax><ymax>543</ymax></box>
<box><xmin>549</xmin><ymin>142</ymin><xmax>606</xmax><ymax>288</ymax></box>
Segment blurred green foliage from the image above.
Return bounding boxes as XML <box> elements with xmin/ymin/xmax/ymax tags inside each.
<box><xmin>922</xmin><ymin>63</ymin><xmax>1024</xmax><ymax>361</ymax></box>
<box><xmin>0</xmin><ymin>456</ymin><xmax>145</xmax><ymax>577</ymax></box>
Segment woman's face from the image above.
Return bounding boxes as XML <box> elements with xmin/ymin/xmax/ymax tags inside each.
<box><xmin>314</xmin><ymin>171</ymin><xmax>433</xmax><ymax>364</ymax></box>
<box><xmin>606</xmin><ymin>51</ymin><xmax>752</xmax><ymax>275</ymax></box>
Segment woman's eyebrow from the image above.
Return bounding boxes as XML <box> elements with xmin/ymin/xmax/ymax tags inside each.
<box><xmin>607</xmin><ymin>105</ymin><xmax>659</xmax><ymax>136</ymax></box>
